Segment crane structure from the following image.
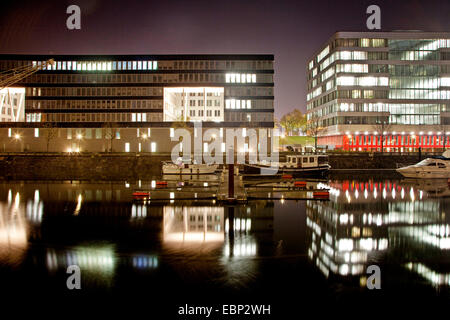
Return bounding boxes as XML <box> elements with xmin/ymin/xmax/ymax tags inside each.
<box><xmin>0</xmin><ymin>59</ymin><xmax>54</xmax><ymax>122</ymax></box>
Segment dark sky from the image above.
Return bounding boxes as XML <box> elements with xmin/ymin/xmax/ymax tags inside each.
<box><xmin>1</xmin><ymin>0</ymin><xmax>450</xmax><ymax>118</ymax></box>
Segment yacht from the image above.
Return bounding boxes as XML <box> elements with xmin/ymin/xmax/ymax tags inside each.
<box><xmin>396</xmin><ymin>151</ymin><xmax>450</xmax><ymax>178</ymax></box>
<box><xmin>162</xmin><ymin>158</ymin><xmax>219</xmax><ymax>175</ymax></box>
<box><xmin>243</xmin><ymin>154</ymin><xmax>330</xmax><ymax>177</ymax></box>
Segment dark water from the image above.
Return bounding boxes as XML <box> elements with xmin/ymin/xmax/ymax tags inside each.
<box><xmin>0</xmin><ymin>177</ymin><xmax>449</xmax><ymax>316</ymax></box>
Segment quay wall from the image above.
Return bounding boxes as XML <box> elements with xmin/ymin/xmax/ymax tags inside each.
<box><xmin>0</xmin><ymin>153</ymin><xmax>426</xmax><ymax>180</ymax></box>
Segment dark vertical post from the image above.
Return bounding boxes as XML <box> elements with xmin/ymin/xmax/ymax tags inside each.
<box><xmin>228</xmin><ymin>163</ymin><xmax>234</xmax><ymax>199</ymax></box>
<box><xmin>228</xmin><ymin>206</ymin><xmax>235</xmax><ymax>257</ymax></box>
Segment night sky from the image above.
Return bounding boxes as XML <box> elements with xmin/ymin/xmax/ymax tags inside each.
<box><xmin>1</xmin><ymin>0</ymin><xmax>450</xmax><ymax>118</ymax></box>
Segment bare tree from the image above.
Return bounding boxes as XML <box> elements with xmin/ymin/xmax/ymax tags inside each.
<box><xmin>372</xmin><ymin>120</ymin><xmax>392</xmax><ymax>152</ymax></box>
<box><xmin>307</xmin><ymin>118</ymin><xmax>323</xmax><ymax>153</ymax></box>
<box><xmin>438</xmin><ymin>124</ymin><xmax>448</xmax><ymax>151</ymax></box>
<box><xmin>42</xmin><ymin>122</ymin><xmax>58</xmax><ymax>152</ymax></box>
<box><xmin>102</xmin><ymin>122</ymin><xmax>117</xmax><ymax>152</ymax></box>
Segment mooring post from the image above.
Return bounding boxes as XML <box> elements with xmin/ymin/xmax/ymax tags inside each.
<box><xmin>228</xmin><ymin>206</ymin><xmax>235</xmax><ymax>256</ymax></box>
<box><xmin>228</xmin><ymin>163</ymin><xmax>234</xmax><ymax>199</ymax></box>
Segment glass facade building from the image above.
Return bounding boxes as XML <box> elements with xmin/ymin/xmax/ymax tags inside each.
<box><xmin>306</xmin><ymin>32</ymin><xmax>450</xmax><ymax>151</ymax></box>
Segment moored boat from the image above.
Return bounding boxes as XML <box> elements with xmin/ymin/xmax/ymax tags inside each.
<box><xmin>396</xmin><ymin>156</ymin><xmax>450</xmax><ymax>178</ymax></box>
<box><xmin>162</xmin><ymin>158</ymin><xmax>219</xmax><ymax>175</ymax></box>
<box><xmin>243</xmin><ymin>154</ymin><xmax>330</xmax><ymax>177</ymax></box>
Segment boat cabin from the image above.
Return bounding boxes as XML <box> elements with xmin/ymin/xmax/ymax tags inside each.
<box><xmin>284</xmin><ymin>155</ymin><xmax>329</xmax><ymax>168</ymax></box>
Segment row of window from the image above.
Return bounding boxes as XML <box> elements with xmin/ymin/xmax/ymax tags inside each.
<box><xmin>317</xmin><ymin>114</ymin><xmax>440</xmax><ymax>126</ymax></box>
<box><xmin>28</xmin><ymin>100</ymin><xmax>162</xmax><ymax>110</ymax></box>
<box><xmin>1</xmin><ymin>59</ymin><xmax>273</xmax><ymax>72</ymax></box>
<box><xmin>189</xmin><ymin>110</ymin><xmax>221</xmax><ymax>117</ymax></box>
<box><xmin>309</xmin><ymin>38</ymin><xmax>387</xmax><ymax>69</ymax></box>
<box><xmin>188</xmin><ymin>99</ymin><xmax>221</xmax><ymax>107</ymax></box>
<box><xmin>348</xmin><ymin>135</ymin><xmax>450</xmax><ymax>146</ymax></box>
<box><xmin>25</xmin><ymin>112</ymin><xmax>272</xmax><ymax>123</ymax></box>
<box><xmin>20</xmin><ymin>73</ymin><xmax>273</xmax><ymax>85</ymax></box>
<box><xmin>35</xmin><ymin>113</ymin><xmax>163</xmax><ymax>123</ymax></box>
<box><xmin>225</xmin><ymin>73</ymin><xmax>257</xmax><ymax>83</ymax></box>
<box><xmin>33</xmin><ymin>60</ymin><xmax>158</xmax><ymax>71</ymax></box>
<box><xmin>225</xmin><ymin>99</ymin><xmax>251</xmax><ymax>109</ymax></box>
<box><xmin>29</xmin><ymin>87</ymin><xmax>163</xmax><ymax>97</ymax></box>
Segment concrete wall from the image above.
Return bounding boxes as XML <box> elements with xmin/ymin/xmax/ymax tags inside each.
<box><xmin>0</xmin><ymin>154</ymin><xmax>168</xmax><ymax>180</ymax></box>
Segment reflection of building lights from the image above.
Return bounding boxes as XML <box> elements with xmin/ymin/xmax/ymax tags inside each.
<box><xmin>132</xmin><ymin>256</ymin><xmax>158</xmax><ymax>269</ymax></box>
<box><xmin>74</xmin><ymin>194</ymin><xmax>82</xmax><ymax>216</ymax></box>
<box><xmin>14</xmin><ymin>192</ymin><xmax>20</xmax><ymax>209</ymax></box>
<box><xmin>46</xmin><ymin>247</ymin><xmax>115</xmax><ymax>272</ymax></box>
<box><xmin>223</xmin><ymin>241</ymin><xmax>257</xmax><ymax>257</ymax></box>
<box><xmin>131</xmin><ymin>204</ymin><xmax>147</xmax><ymax>218</ymax></box>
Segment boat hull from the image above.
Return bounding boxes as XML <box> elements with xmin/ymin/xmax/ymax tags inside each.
<box><xmin>243</xmin><ymin>164</ymin><xmax>330</xmax><ymax>177</ymax></box>
<box><xmin>162</xmin><ymin>164</ymin><xmax>219</xmax><ymax>175</ymax></box>
<box><xmin>396</xmin><ymin>168</ymin><xmax>450</xmax><ymax>179</ymax></box>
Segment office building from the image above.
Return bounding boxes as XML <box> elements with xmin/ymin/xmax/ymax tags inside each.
<box><xmin>306</xmin><ymin>32</ymin><xmax>450</xmax><ymax>151</ymax></box>
<box><xmin>0</xmin><ymin>54</ymin><xmax>274</xmax><ymax>153</ymax></box>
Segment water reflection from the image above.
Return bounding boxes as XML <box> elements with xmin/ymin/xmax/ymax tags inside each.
<box><xmin>0</xmin><ymin>195</ymin><xmax>28</xmax><ymax>265</ymax></box>
<box><xmin>0</xmin><ymin>178</ymin><xmax>449</xmax><ymax>297</ymax></box>
<box><xmin>312</xmin><ymin>178</ymin><xmax>450</xmax><ymax>288</ymax></box>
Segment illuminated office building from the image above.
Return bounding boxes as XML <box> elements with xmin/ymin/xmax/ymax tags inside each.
<box><xmin>306</xmin><ymin>32</ymin><xmax>450</xmax><ymax>151</ymax></box>
<box><xmin>0</xmin><ymin>54</ymin><xmax>274</xmax><ymax>152</ymax></box>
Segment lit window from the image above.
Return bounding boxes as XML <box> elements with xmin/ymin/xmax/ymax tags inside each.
<box><xmin>170</xmin><ymin>128</ymin><xmax>174</xmax><ymax>138</ymax></box>
<box><xmin>252</xmin><ymin>74</ymin><xmax>256</xmax><ymax>83</ymax></box>
<box><xmin>8</xmin><ymin>128</ymin><xmax>12</xmax><ymax>137</ymax></box>
<box><xmin>143</xmin><ymin>61</ymin><xmax>147</xmax><ymax>69</ymax></box>
<box><xmin>34</xmin><ymin>128</ymin><xmax>39</xmax><ymax>137</ymax></box>
<box><xmin>153</xmin><ymin>61</ymin><xmax>158</xmax><ymax>70</ymax></box>
<box><xmin>125</xmin><ymin>143</ymin><xmax>130</xmax><ymax>152</ymax></box>
<box><xmin>203</xmin><ymin>143</ymin><xmax>209</xmax><ymax>153</ymax></box>
<box><xmin>247</xmin><ymin>100</ymin><xmax>251</xmax><ymax>109</ymax></box>
<box><xmin>151</xmin><ymin>142</ymin><xmax>156</xmax><ymax>152</ymax></box>
<box><xmin>221</xmin><ymin>142</ymin><xmax>226</xmax><ymax>152</ymax></box>
<box><xmin>242</xmin><ymin>128</ymin><xmax>246</xmax><ymax>137</ymax></box>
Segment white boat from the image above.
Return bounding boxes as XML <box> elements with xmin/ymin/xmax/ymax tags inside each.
<box><xmin>162</xmin><ymin>158</ymin><xmax>219</xmax><ymax>175</ymax></box>
<box><xmin>396</xmin><ymin>151</ymin><xmax>450</xmax><ymax>178</ymax></box>
<box><xmin>243</xmin><ymin>154</ymin><xmax>331</xmax><ymax>177</ymax></box>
